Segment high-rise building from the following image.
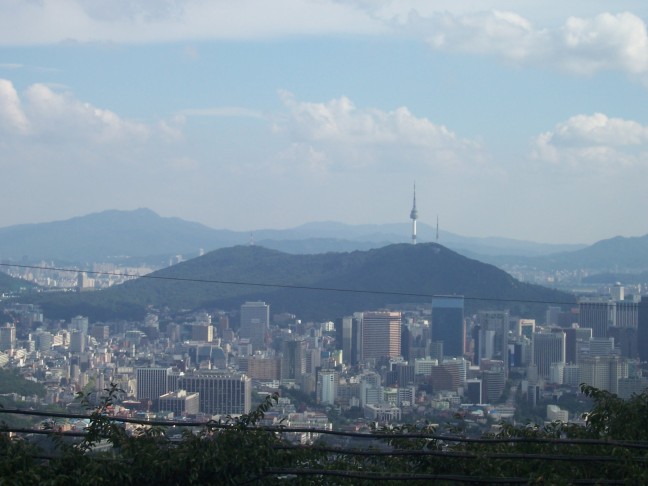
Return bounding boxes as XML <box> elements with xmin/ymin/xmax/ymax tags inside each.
<box><xmin>564</xmin><ymin>326</ymin><xmax>592</xmax><ymax>364</ymax></box>
<box><xmin>244</xmin><ymin>356</ymin><xmax>281</xmax><ymax>381</ymax></box>
<box><xmin>0</xmin><ymin>324</ymin><xmax>16</xmax><ymax>351</ymax></box>
<box><xmin>178</xmin><ymin>371</ymin><xmax>251</xmax><ymax>415</ymax></box>
<box><xmin>475</xmin><ymin>311</ymin><xmax>510</xmax><ymax>373</ymax></box>
<box><xmin>239</xmin><ymin>301</ymin><xmax>269</xmax><ymax>351</ymax></box>
<box><xmin>317</xmin><ymin>370</ymin><xmax>338</xmax><ymax>405</ymax></box>
<box><xmin>335</xmin><ymin>315</ymin><xmax>361</xmax><ymax>365</ymax></box>
<box><xmin>532</xmin><ymin>331</ymin><xmax>566</xmax><ymax>379</ymax></box>
<box><xmin>91</xmin><ymin>324</ymin><xmax>110</xmax><ymax>342</ymax></box>
<box><xmin>465</xmin><ymin>378</ymin><xmax>482</xmax><ymax>404</ymax></box>
<box><xmin>71</xmin><ymin>315</ymin><xmax>89</xmax><ymax>334</ymax></box>
<box><xmin>192</xmin><ymin>324</ymin><xmax>214</xmax><ymax>342</ymax></box>
<box><xmin>136</xmin><ymin>367</ymin><xmax>171</xmax><ymax>402</ymax></box>
<box><xmin>579</xmin><ymin>299</ymin><xmax>615</xmax><ymax>338</ymax></box>
<box><xmin>578</xmin><ymin>356</ymin><xmax>628</xmax><ymax>394</ymax></box>
<box><xmin>387</xmin><ymin>361</ymin><xmax>415</xmax><ymax>387</ymax></box>
<box><xmin>608</xmin><ymin>326</ymin><xmax>638</xmax><ymax>359</ymax></box>
<box><xmin>427</xmin><ymin>358</ymin><xmax>467</xmax><ymax>393</ymax></box>
<box><xmin>281</xmin><ymin>338</ymin><xmax>306</xmax><ymax>381</ymax></box>
<box><xmin>615</xmin><ymin>300</ymin><xmax>638</xmax><ymax>328</ymax></box>
<box><xmin>482</xmin><ymin>370</ymin><xmax>506</xmax><ymax>403</ymax></box>
<box><xmin>431</xmin><ymin>296</ymin><xmax>465</xmax><ymax>358</ymax></box>
<box><xmin>69</xmin><ymin>330</ymin><xmax>86</xmax><ymax>354</ymax></box>
<box><xmin>360</xmin><ymin>311</ymin><xmax>401</xmax><ymax>361</ymax></box>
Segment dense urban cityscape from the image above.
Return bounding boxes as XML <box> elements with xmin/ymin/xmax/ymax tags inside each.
<box><xmin>1</xmin><ymin>195</ymin><xmax>647</xmax><ymax>445</ymax></box>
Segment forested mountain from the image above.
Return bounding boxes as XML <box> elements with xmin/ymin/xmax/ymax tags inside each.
<box><xmin>32</xmin><ymin>243</ymin><xmax>574</xmax><ymax>321</ymax></box>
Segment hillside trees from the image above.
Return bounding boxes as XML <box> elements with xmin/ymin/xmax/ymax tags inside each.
<box><xmin>1</xmin><ymin>384</ymin><xmax>648</xmax><ymax>484</ymax></box>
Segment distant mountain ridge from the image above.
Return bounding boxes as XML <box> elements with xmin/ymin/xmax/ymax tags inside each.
<box><xmin>0</xmin><ymin>208</ymin><xmax>585</xmax><ymax>264</ymax></box>
<box><xmin>484</xmin><ymin>234</ymin><xmax>648</xmax><ymax>274</ymax></box>
<box><xmin>32</xmin><ymin>243</ymin><xmax>574</xmax><ymax>321</ymax></box>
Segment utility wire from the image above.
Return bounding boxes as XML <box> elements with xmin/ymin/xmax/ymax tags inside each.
<box><xmin>3</xmin><ymin>408</ymin><xmax>648</xmax><ymax>449</ymax></box>
<box><xmin>0</xmin><ymin>262</ymin><xmax>578</xmax><ymax>306</ymax></box>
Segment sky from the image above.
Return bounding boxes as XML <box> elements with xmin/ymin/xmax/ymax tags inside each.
<box><xmin>1</xmin><ymin>1</ymin><xmax>648</xmax><ymax>245</ymax></box>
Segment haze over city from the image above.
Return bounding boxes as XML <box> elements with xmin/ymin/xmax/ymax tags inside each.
<box><xmin>2</xmin><ymin>1</ymin><xmax>648</xmax><ymax>244</ymax></box>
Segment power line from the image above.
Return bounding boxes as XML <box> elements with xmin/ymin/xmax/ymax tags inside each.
<box><xmin>0</xmin><ymin>262</ymin><xmax>577</xmax><ymax>307</ymax></box>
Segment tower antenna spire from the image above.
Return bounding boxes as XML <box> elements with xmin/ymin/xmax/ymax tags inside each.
<box><xmin>436</xmin><ymin>215</ymin><xmax>439</xmax><ymax>242</ymax></box>
<box><xmin>410</xmin><ymin>182</ymin><xmax>418</xmax><ymax>245</ymax></box>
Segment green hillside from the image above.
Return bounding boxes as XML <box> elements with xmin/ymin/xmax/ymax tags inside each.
<box><xmin>0</xmin><ymin>271</ymin><xmax>35</xmax><ymax>293</ymax></box>
<box><xmin>32</xmin><ymin>243</ymin><xmax>574</xmax><ymax>321</ymax></box>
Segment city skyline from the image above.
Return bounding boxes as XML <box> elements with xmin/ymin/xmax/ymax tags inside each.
<box><xmin>2</xmin><ymin>1</ymin><xmax>648</xmax><ymax>244</ymax></box>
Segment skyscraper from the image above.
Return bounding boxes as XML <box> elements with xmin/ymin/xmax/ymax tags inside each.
<box><xmin>579</xmin><ymin>299</ymin><xmax>615</xmax><ymax>338</ymax></box>
<box><xmin>0</xmin><ymin>324</ymin><xmax>16</xmax><ymax>351</ymax></box>
<box><xmin>532</xmin><ymin>331</ymin><xmax>566</xmax><ymax>380</ymax></box>
<box><xmin>475</xmin><ymin>310</ymin><xmax>510</xmax><ymax>373</ymax></box>
<box><xmin>317</xmin><ymin>370</ymin><xmax>338</xmax><ymax>405</ymax></box>
<box><xmin>136</xmin><ymin>367</ymin><xmax>171</xmax><ymax>402</ymax></box>
<box><xmin>431</xmin><ymin>296</ymin><xmax>465</xmax><ymax>358</ymax></box>
<box><xmin>360</xmin><ymin>311</ymin><xmax>401</xmax><ymax>361</ymax></box>
<box><xmin>239</xmin><ymin>301</ymin><xmax>269</xmax><ymax>351</ymax></box>
<box><xmin>281</xmin><ymin>338</ymin><xmax>306</xmax><ymax>381</ymax></box>
<box><xmin>335</xmin><ymin>315</ymin><xmax>361</xmax><ymax>365</ymax></box>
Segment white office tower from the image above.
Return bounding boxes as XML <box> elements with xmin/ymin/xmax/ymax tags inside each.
<box><xmin>239</xmin><ymin>301</ymin><xmax>270</xmax><ymax>351</ymax></box>
<box><xmin>317</xmin><ymin>370</ymin><xmax>339</xmax><ymax>405</ymax></box>
<box><xmin>178</xmin><ymin>371</ymin><xmax>251</xmax><ymax>415</ymax></box>
<box><xmin>611</xmin><ymin>283</ymin><xmax>624</xmax><ymax>302</ymax></box>
<box><xmin>578</xmin><ymin>356</ymin><xmax>628</xmax><ymax>394</ymax></box>
<box><xmin>532</xmin><ymin>331</ymin><xmax>566</xmax><ymax>380</ymax></box>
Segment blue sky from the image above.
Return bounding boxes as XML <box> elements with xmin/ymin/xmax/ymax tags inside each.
<box><xmin>1</xmin><ymin>1</ymin><xmax>648</xmax><ymax>244</ymax></box>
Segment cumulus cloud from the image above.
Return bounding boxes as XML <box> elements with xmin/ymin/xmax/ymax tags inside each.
<box><xmin>22</xmin><ymin>83</ymin><xmax>150</xmax><ymax>143</ymax></box>
<box><xmin>532</xmin><ymin>113</ymin><xmax>648</xmax><ymax>170</ymax></box>
<box><xmin>417</xmin><ymin>10</ymin><xmax>648</xmax><ymax>75</ymax></box>
<box><xmin>0</xmin><ymin>77</ymin><xmax>182</xmax><ymax>173</ymax></box>
<box><xmin>277</xmin><ymin>91</ymin><xmax>484</xmax><ymax>173</ymax></box>
<box><xmin>0</xmin><ymin>79</ymin><xmax>30</xmax><ymax>133</ymax></box>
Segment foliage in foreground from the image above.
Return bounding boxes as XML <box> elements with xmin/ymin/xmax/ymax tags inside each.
<box><xmin>1</xmin><ymin>384</ymin><xmax>648</xmax><ymax>484</ymax></box>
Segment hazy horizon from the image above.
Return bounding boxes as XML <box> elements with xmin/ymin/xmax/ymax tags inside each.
<box><xmin>2</xmin><ymin>2</ymin><xmax>648</xmax><ymax>245</ymax></box>
<box><xmin>0</xmin><ymin>206</ymin><xmax>609</xmax><ymax>247</ymax></box>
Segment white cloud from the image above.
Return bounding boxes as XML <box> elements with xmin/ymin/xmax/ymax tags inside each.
<box><xmin>0</xmin><ymin>78</ymin><xmax>182</xmax><ymax>174</ymax></box>
<box><xmin>277</xmin><ymin>91</ymin><xmax>484</xmax><ymax>173</ymax></box>
<box><xmin>0</xmin><ymin>0</ymin><xmax>384</xmax><ymax>45</ymax></box>
<box><xmin>532</xmin><ymin>113</ymin><xmax>648</xmax><ymax>170</ymax></box>
<box><xmin>21</xmin><ymin>83</ymin><xmax>150</xmax><ymax>143</ymax></box>
<box><xmin>0</xmin><ymin>79</ymin><xmax>29</xmax><ymax>133</ymax></box>
<box><xmin>1</xmin><ymin>1</ymin><xmax>646</xmax><ymax>81</ymax></box>
<box><xmin>416</xmin><ymin>10</ymin><xmax>648</xmax><ymax>75</ymax></box>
